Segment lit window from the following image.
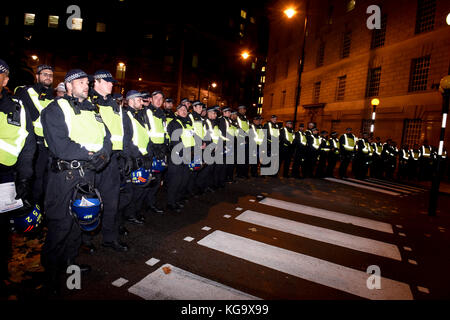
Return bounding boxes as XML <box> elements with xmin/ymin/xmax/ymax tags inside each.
<box><xmin>24</xmin><ymin>13</ymin><xmax>35</xmax><ymax>26</ymax></box>
<box><xmin>239</xmin><ymin>32</ymin><xmax>244</xmax><ymax>38</ymax></box>
<box><xmin>250</xmin><ymin>17</ymin><xmax>255</xmax><ymax>24</ymax></box>
<box><xmin>251</xmin><ymin>62</ymin><xmax>255</xmax><ymax>69</ymax></box>
<box><xmin>240</xmin><ymin>23</ymin><xmax>245</xmax><ymax>31</ymax></box>
<box><xmin>192</xmin><ymin>54</ymin><xmax>198</xmax><ymax>68</ymax></box>
<box><xmin>5</xmin><ymin>16</ymin><xmax>9</xmax><ymax>26</ymax></box>
<box><xmin>261</xmin><ymin>76</ymin><xmax>265</xmax><ymax>83</ymax></box>
<box><xmin>261</xmin><ymin>66</ymin><xmax>266</xmax><ymax>72</ymax></box>
<box><xmin>71</xmin><ymin>18</ymin><xmax>83</xmax><ymax>31</ymax></box>
<box><xmin>144</xmin><ymin>34</ymin><xmax>153</xmax><ymax>39</ymax></box>
<box><xmin>116</xmin><ymin>62</ymin><xmax>126</xmax><ymax>81</ymax></box>
<box><xmin>346</xmin><ymin>0</ymin><xmax>356</xmax><ymax>12</ymax></box>
<box><xmin>96</xmin><ymin>22</ymin><xmax>106</xmax><ymax>32</ymax></box>
<box><xmin>48</xmin><ymin>15</ymin><xmax>59</xmax><ymax>28</ymax></box>
<box><xmin>258</xmin><ymin>96</ymin><xmax>264</xmax><ymax>104</ymax></box>
<box><xmin>241</xmin><ymin>10</ymin><xmax>247</xmax><ymax>19</ymax></box>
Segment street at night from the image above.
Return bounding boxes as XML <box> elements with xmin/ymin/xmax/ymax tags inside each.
<box><xmin>1</xmin><ymin>0</ymin><xmax>450</xmax><ymax>314</ymax></box>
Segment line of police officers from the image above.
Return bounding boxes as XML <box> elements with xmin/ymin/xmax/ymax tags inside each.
<box><xmin>1</xmin><ymin>59</ymin><xmax>448</xmax><ymax>297</ymax></box>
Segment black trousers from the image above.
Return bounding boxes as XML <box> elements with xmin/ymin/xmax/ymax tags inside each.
<box><xmin>292</xmin><ymin>147</ymin><xmax>306</xmax><ymax>178</ymax></box>
<box><xmin>236</xmin><ymin>141</ymin><xmax>249</xmax><ymax>178</ymax></box>
<box><xmin>326</xmin><ymin>153</ymin><xmax>339</xmax><ymax>177</ymax></box>
<box><xmin>214</xmin><ymin>163</ymin><xmax>227</xmax><ymax>187</ymax></box>
<box><xmin>315</xmin><ymin>151</ymin><xmax>329</xmax><ymax>178</ymax></box>
<box><xmin>41</xmin><ymin>168</ymin><xmax>96</xmax><ymax>276</ymax></box>
<box><xmin>280</xmin><ymin>147</ymin><xmax>293</xmax><ymax>177</ymax></box>
<box><xmin>370</xmin><ymin>155</ymin><xmax>383</xmax><ymax>178</ymax></box>
<box><xmin>83</xmin><ymin>154</ymin><xmax>121</xmax><ymax>243</ymax></box>
<box><xmin>32</xmin><ymin>142</ymin><xmax>50</xmax><ymax>206</ymax></box>
<box><xmin>304</xmin><ymin>150</ymin><xmax>318</xmax><ymax>178</ymax></box>
<box><xmin>146</xmin><ymin>172</ymin><xmax>163</xmax><ymax>206</ymax></box>
<box><xmin>166</xmin><ymin>162</ymin><xmax>191</xmax><ymax>206</ymax></box>
<box><xmin>339</xmin><ymin>151</ymin><xmax>353</xmax><ymax>178</ymax></box>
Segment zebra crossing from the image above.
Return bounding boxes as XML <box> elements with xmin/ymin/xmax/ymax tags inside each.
<box><xmin>324</xmin><ymin>177</ymin><xmax>427</xmax><ymax>197</ymax></box>
<box><xmin>121</xmin><ymin>195</ymin><xmax>421</xmax><ymax>300</ymax></box>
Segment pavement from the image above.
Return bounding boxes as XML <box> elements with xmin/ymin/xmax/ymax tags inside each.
<box><xmin>3</xmin><ymin>175</ymin><xmax>450</xmax><ymax>304</ymax></box>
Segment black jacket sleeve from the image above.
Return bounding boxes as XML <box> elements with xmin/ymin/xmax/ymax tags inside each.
<box><xmin>15</xmin><ymin>105</ymin><xmax>36</xmax><ymax>180</ymax></box>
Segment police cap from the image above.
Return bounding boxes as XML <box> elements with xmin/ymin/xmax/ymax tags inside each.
<box><xmin>126</xmin><ymin>90</ymin><xmax>143</xmax><ymax>100</ymax></box>
<box><xmin>37</xmin><ymin>64</ymin><xmax>54</xmax><ymax>74</ymax></box>
<box><xmin>64</xmin><ymin>69</ymin><xmax>89</xmax><ymax>83</ymax></box>
<box><xmin>0</xmin><ymin>59</ymin><xmax>9</xmax><ymax>74</ymax></box>
<box><xmin>93</xmin><ymin>70</ymin><xmax>117</xmax><ymax>83</ymax></box>
<box><xmin>151</xmin><ymin>90</ymin><xmax>164</xmax><ymax>98</ymax></box>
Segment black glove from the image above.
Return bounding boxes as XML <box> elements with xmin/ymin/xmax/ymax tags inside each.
<box><xmin>121</xmin><ymin>154</ymin><xmax>135</xmax><ymax>175</ymax></box>
<box><xmin>15</xmin><ymin>179</ymin><xmax>32</xmax><ymax>206</ymax></box>
<box><xmin>88</xmin><ymin>150</ymin><xmax>110</xmax><ymax>172</ymax></box>
<box><xmin>142</xmin><ymin>155</ymin><xmax>153</xmax><ymax>170</ymax></box>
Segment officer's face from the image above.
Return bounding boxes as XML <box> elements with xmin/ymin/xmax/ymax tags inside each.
<box><xmin>95</xmin><ymin>79</ymin><xmax>113</xmax><ymax>96</ymax></box>
<box><xmin>68</xmin><ymin>77</ymin><xmax>89</xmax><ymax>101</ymax></box>
<box><xmin>286</xmin><ymin>123</ymin><xmax>293</xmax><ymax>129</ymax></box>
<box><xmin>128</xmin><ymin>97</ymin><xmax>143</xmax><ymax>110</ymax></box>
<box><xmin>207</xmin><ymin>111</ymin><xmax>217</xmax><ymax>120</ymax></box>
<box><xmin>0</xmin><ymin>73</ymin><xmax>9</xmax><ymax>91</ymax></box>
<box><xmin>223</xmin><ymin>111</ymin><xmax>231</xmax><ymax>118</ymax></box>
<box><xmin>177</xmin><ymin>106</ymin><xmax>188</xmax><ymax>117</ymax></box>
<box><xmin>201</xmin><ymin>109</ymin><xmax>207</xmax><ymax>117</ymax></box>
<box><xmin>193</xmin><ymin>105</ymin><xmax>202</xmax><ymax>114</ymax></box>
<box><xmin>238</xmin><ymin>108</ymin><xmax>246</xmax><ymax>115</ymax></box>
<box><xmin>164</xmin><ymin>102</ymin><xmax>173</xmax><ymax>110</ymax></box>
<box><xmin>231</xmin><ymin>114</ymin><xmax>237</xmax><ymax>120</ymax></box>
<box><xmin>271</xmin><ymin>117</ymin><xmax>277</xmax><ymax>123</ymax></box>
<box><xmin>36</xmin><ymin>70</ymin><xmax>53</xmax><ymax>87</ymax></box>
<box><xmin>151</xmin><ymin>94</ymin><xmax>163</xmax><ymax>108</ymax></box>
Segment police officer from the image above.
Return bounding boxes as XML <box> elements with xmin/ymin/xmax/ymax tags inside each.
<box><xmin>280</xmin><ymin>120</ymin><xmax>295</xmax><ymax>178</ymax></box>
<box><xmin>120</xmin><ymin>90</ymin><xmax>153</xmax><ymax>224</ymax></box>
<box><xmin>187</xmin><ymin>101</ymin><xmax>206</xmax><ymax>195</ymax></box>
<box><xmin>84</xmin><ymin>70</ymin><xmax>129</xmax><ymax>252</ymax></box>
<box><xmin>326</xmin><ymin>131</ymin><xmax>340</xmax><ymax>177</ymax></box>
<box><xmin>354</xmin><ymin>132</ymin><xmax>371</xmax><ymax>179</ymax></box>
<box><xmin>292</xmin><ymin>123</ymin><xmax>307</xmax><ymax>179</ymax></box>
<box><xmin>163</xmin><ymin>98</ymin><xmax>175</xmax><ymax>124</ymax></box>
<box><xmin>338</xmin><ymin>128</ymin><xmax>357</xmax><ymax>179</ymax></box>
<box><xmin>204</xmin><ymin>106</ymin><xmax>223</xmax><ymax>189</ymax></box>
<box><xmin>382</xmin><ymin>139</ymin><xmax>397</xmax><ymax>180</ymax></box>
<box><xmin>166</xmin><ymin>104</ymin><xmax>196</xmax><ymax>212</ymax></box>
<box><xmin>263</xmin><ymin>115</ymin><xmax>281</xmax><ymax>177</ymax></box>
<box><xmin>217</xmin><ymin>106</ymin><xmax>233</xmax><ymax>185</ymax></box>
<box><xmin>371</xmin><ymin>137</ymin><xmax>384</xmax><ymax>178</ymax></box>
<box><xmin>419</xmin><ymin>140</ymin><xmax>433</xmax><ymax>181</ymax></box>
<box><xmin>249</xmin><ymin>115</ymin><xmax>264</xmax><ymax>177</ymax></box>
<box><xmin>236</xmin><ymin>105</ymin><xmax>250</xmax><ymax>178</ymax></box>
<box><xmin>316</xmin><ymin>130</ymin><xmax>330</xmax><ymax>178</ymax></box>
<box><xmin>408</xmin><ymin>144</ymin><xmax>421</xmax><ymax>180</ymax></box>
<box><xmin>305</xmin><ymin>127</ymin><xmax>321</xmax><ymax>177</ymax></box>
<box><xmin>40</xmin><ymin>69</ymin><xmax>112</xmax><ymax>292</ymax></box>
<box><xmin>0</xmin><ymin>59</ymin><xmax>36</xmax><ymax>294</ymax></box>
<box><xmin>227</xmin><ymin>109</ymin><xmax>240</xmax><ymax>182</ymax></box>
<box><xmin>398</xmin><ymin>144</ymin><xmax>410</xmax><ymax>180</ymax></box>
<box><xmin>55</xmin><ymin>82</ymin><xmax>66</xmax><ymax>98</ymax></box>
<box><xmin>15</xmin><ymin>64</ymin><xmax>54</xmax><ymax>208</ymax></box>
<box><xmin>144</xmin><ymin>90</ymin><xmax>169</xmax><ymax>214</ymax></box>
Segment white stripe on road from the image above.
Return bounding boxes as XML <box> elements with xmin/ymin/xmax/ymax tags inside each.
<box><xmin>366</xmin><ymin>178</ymin><xmax>426</xmax><ymax>192</ymax></box>
<box><xmin>198</xmin><ymin>231</ymin><xmax>413</xmax><ymax>300</ymax></box>
<box><xmin>236</xmin><ymin>210</ymin><xmax>401</xmax><ymax>261</ymax></box>
<box><xmin>259</xmin><ymin>197</ymin><xmax>393</xmax><ymax>234</ymax></box>
<box><xmin>324</xmin><ymin>177</ymin><xmax>401</xmax><ymax>196</ymax></box>
<box><xmin>128</xmin><ymin>263</ymin><xmax>260</xmax><ymax>300</ymax></box>
<box><xmin>346</xmin><ymin>178</ymin><xmax>413</xmax><ymax>194</ymax></box>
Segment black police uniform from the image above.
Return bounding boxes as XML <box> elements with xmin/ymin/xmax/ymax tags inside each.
<box><xmin>316</xmin><ymin>135</ymin><xmax>331</xmax><ymax>178</ymax></box>
<box><xmin>249</xmin><ymin>121</ymin><xmax>263</xmax><ymax>177</ymax></box>
<box><xmin>291</xmin><ymin>129</ymin><xmax>308</xmax><ymax>178</ymax></box>
<box><xmin>338</xmin><ymin>133</ymin><xmax>356</xmax><ymax>178</ymax></box>
<box><xmin>263</xmin><ymin>121</ymin><xmax>281</xmax><ymax>177</ymax></box>
<box><xmin>15</xmin><ymin>83</ymin><xmax>54</xmax><ymax>206</ymax></box>
<box><xmin>166</xmin><ymin>113</ymin><xmax>194</xmax><ymax>211</ymax></box>
<box><xmin>279</xmin><ymin>126</ymin><xmax>295</xmax><ymax>178</ymax></box>
<box><xmin>0</xmin><ymin>89</ymin><xmax>36</xmax><ymax>285</ymax></box>
<box><xmin>187</xmin><ymin>111</ymin><xmax>205</xmax><ymax>195</ymax></box>
<box><xmin>236</xmin><ymin>112</ymin><xmax>250</xmax><ymax>178</ymax></box>
<box><xmin>305</xmin><ymin>132</ymin><xmax>321</xmax><ymax>178</ymax></box>
<box><xmin>40</xmin><ymin>94</ymin><xmax>112</xmax><ymax>284</ymax></box>
<box><xmin>144</xmin><ymin>103</ymin><xmax>169</xmax><ymax>213</ymax></box>
<box><xmin>226</xmin><ymin>116</ymin><xmax>239</xmax><ymax>182</ymax></box>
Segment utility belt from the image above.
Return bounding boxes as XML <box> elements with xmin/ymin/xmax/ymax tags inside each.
<box><xmin>50</xmin><ymin>158</ymin><xmax>89</xmax><ymax>172</ymax></box>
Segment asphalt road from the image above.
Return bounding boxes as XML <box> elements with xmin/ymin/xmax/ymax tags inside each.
<box><xmin>5</xmin><ymin>175</ymin><xmax>450</xmax><ymax>303</ymax></box>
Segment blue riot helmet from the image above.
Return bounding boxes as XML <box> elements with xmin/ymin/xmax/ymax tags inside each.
<box><xmin>151</xmin><ymin>156</ymin><xmax>168</xmax><ymax>173</ymax></box>
<box><xmin>10</xmin><ymin>203</ymin><xmax>43</xmax><ymax>233</ymax></box>
<box><xmin>130</xmin><ymin>167</ymin><xmax>153</xmax><ymax>186</ymax></box>
<box><xmin>70</xmin><ymin>183</ymin><xmax>103</xmax><ymax>232</ymax></box>
<box><xmin>188</xmin><ymin>154</ymin><xmax>203</xmax><ymax>171</ymax></box>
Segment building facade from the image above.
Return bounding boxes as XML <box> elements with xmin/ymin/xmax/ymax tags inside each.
<box><xmin>263</xmin><ymin>0</ymin><xmax>450</xmax><ymax>148</ymax></box>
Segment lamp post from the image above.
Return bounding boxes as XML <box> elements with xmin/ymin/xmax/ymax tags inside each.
<box><xmin>206</xmin><ymin>82</ymin><xmax>217</xmax><ymax>107</ymax></box>
<box><xmin>285</xmin><ymin>1</ymin><xmax>310</xmax><ymax>129</ymax></box>
<box><xmin>370</xmin><ymin>98</ymin><xmax>380</xmax><ymax>136</ymax></box>
<box><xmin>428</xmin><ymin>75</ymin><xmax>450</xmax><ymax>216</ymax></box>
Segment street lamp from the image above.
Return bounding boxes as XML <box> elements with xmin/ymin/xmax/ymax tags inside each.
<box><xmin>206</xmin><ymin>81</ymin><xmax>217</xmax><ymax>107</ymax></box>
<box><xmin>370</xmin><ymin>98</ymin><xmax>380</xmax><ymax>135</ymax></box>
<box><xmin>285</xmin><ymin>1</ymin><xmax>310</xmax><ymax>129</ymax></box>
<box><xmin>241</xmin><ymin>51</ymin><xmax>250</xmax><ymax>60</ymax></box>
<box><xmin>428</xmin><ymin>75</ymin><xmax>450</xmax><ymax>216</ymax></box>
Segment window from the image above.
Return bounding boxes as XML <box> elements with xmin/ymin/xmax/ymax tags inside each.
<box><xmin>361</xmin><ymin>119</ymin><xmax>371</xmax><ymax>135</ymax></box>
<box><xmin>48</xmin><ymin>15</ymin><xmax>59</xmax><ymax>28</ymax></box>
<box><xmin>240</xmin><ymin>10</ymin><xmax>247</xmax><ymax>19</ymax></box>
<box><xmin>316</xmin><ymin>41</ymin><xmax>325</xmax><ymax>67</ymax></box>
<box><xmin>116</xmin><ymin>62</ymin><xmax>126</xmax><ymax>81</ymax></box>
<box><xmin>365</xmin><ymin>67</ymin><xmax>381</xmax><ymax>97</ymax></box>
<box><xmin>415</xmin><ymin>0</ymin><xmax>436</xmax><ymax>34</ymax></box>
<box><xmin>24</xmin><ymin>13</ymin><xmax>35</xmax><ymax>26</ymax></box>
<box><xmin>261</xmin><ymin>66</ymin><xmax>266</xmax><ymax>72</ymax></box>
<box><xmin>4</xmin><ymin>16</ymin><xmax>9</xmax><ymax>26</ymax></box>
<box><xmin>346</xmin><ymin>0</ymin><xmax>356</xmax><ymax>12</ymax></box>
<box><xmin>336</xmin><ymin>75</ymin><xmax>347</xmax><ymax>101</ymax></box>
<box><xmin>370</xmin><ymin>15</ymin><xmax>387</xmax><ymax>49</ymax></box>
<box><xmin>313</xmin><ymin>81</ymin><xmax>321</xmax><ymax>103</ymax></box>
<box><xmin>71</xmin><ymin>18</ymin><xmax>83</xmax><ymax>31</ymax></box>
<box><xmin>341</xmin><ymin>31</ymin><xmax>352</xmax><ymax>59</ymax></box>
<box><xmin>250</xmin><ymin>17</ymin><xmax>255</xmax><ymax>24</ymax></box>
<box><xmin>258</xmin><ymin>96</ymin><xmax>264</xmax><ymax>105</ymax></box>
<box><xmin>402</xmin><ymin>119</ymin><xmax>422</xmax><ymax>147</ymax></box>
<box><xmin>260</xmin><ymin>75</ymin><xmax>265</xmax><ymax>83</ymax></box>
<box><xmin>408</xmin><ymin>55</ymin><xmax>431</xmax><ymax>92</ymax></box>
<box><xmin>327</xmin><ymin>5</ymin><xmax>334</xmax><ymax>24</ymax></box>
<box><xmin>96</xmin><ymin>22</ymin><xmax>106</xmax><ymax>32</ymax></box>
<box><xmin>192</xmin><ymin>54</ymin><xmax>198</xmax><ymax>67</ymax></box>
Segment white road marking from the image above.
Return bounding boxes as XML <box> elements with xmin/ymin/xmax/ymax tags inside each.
<box><xmin>128</xmin><ymin>263</ymin><xmax>261</xmax><ymax>300</ymax></box>
<box><xmin>417</xmin><ymin>286</ymin><xmax>430</xmax><ymax>294</ymax></box>
<box><xmin>259</xmin><ymin>197</ymin><xmax>393</xmax><ymax>234</ymax></box>
<box><xmin>324</xmin><ymin>178</ymin><xmax>401</xmax><ymax>196</ymax></box>
<box><xmin>235</xmin><ymin>210</ymin><xmax>401</xmax><ymax>260</ymax></box>
<box><xmin>184</xmin><ymin>236</ymin><xmax>195</xmax><ymax>242</ymax></box>
<box><xmin>366</xmin><ymin>178</ymin><xmax>426</xmax><ymax>192</ymax></box>
<box><xmin>202</xmin><ymin>226</ymin><xmax>212</xmax><ymax>231</ymax></box>
<box><xmin>197</xmin><ymin>231</ymin><xmax>413</xmax><ymax>300</ymax></box>
<box><xmin>223</xmin><ymin>214</ymin><xmax>232</xmax><ymax>219</ymax></box>
<box><xmin>112</xmin><ymin>278</ymin><xmax>129</xmax><ymax>287</ymax></box>
<box><xmin>235</xmin><ymin>207</ymin><xmax>243</xmax><ymax>211</ymax></box>
<box><xmin>145</xmin><ymin>258</ymin><xmax>160</xmax><ymax>266</ymax></box>
<box><xmin>346</xmin><ymin>178</ymin><xmax>413</xmax><ymax>194</ymax></box>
